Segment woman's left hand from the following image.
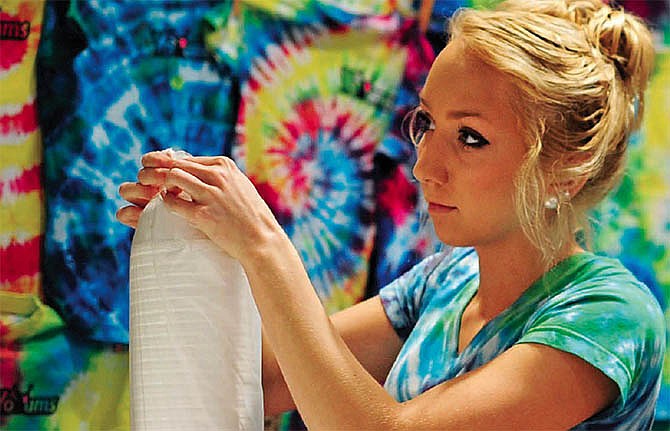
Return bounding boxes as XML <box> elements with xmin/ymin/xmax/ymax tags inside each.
<box><xmin>161</xmin><ymin>155</ymin><xmax>285</xmax><ymax>263</ymax></box>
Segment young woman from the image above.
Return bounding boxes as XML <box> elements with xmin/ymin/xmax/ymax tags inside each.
<box><xmin>117</xmin><ymin>0</ymin><xmax>666</xmax><ymax>428</ymax></box>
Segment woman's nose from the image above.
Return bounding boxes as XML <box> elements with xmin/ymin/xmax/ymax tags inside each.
<box><xmin>412</xmin><ymin>140</ymin><xmax>448</xmax><ymax>185</ymax></box>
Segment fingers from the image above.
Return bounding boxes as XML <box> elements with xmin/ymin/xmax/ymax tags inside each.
<box><xmin>161</xmin><ymin>191</ymin><xmax>199</xmax><ymax>222</ymax></box>
<box><xmin>131</xmin><ymin>154</ymin><xmax>243</xmax><ymax>219</ymax></box>
<box><xmin>137</xmin><ymin>167</ymin><xmax>171</xmax><ymax>187</ymax></box>
<box><xmin>182</xmin><ymin>155</ymin><xmax>236</xmax><ymax>167</ymax></box>
<box><xmin>118</xmin><ymin>181</ymin><xmax>160</xmax><ymax>207</ymax></box>
<box><xmin>164</xmin><ymin>166</ymin><xmax>217</xmax><ymax>203</ymax></box>
<box><xmin>171</xmin><ymin>158</ymin><xmax>234</xmax><ymax>189</ymax></box>
<box><xmin>116</xmin><ymin>205</ymin><xmax>142</xmax><ymax>229</ymax></box>
<box><xmin>141</xmin><ymin>150</ymin><xmax>178</xmax><ymax>168</ymax></box>
<box><xmin>116</xmin><ymin>150</ymin><xmax>192</xmax><ymax>228</ymax></box>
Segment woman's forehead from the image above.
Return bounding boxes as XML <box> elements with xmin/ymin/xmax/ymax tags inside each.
<box><xmin>423</xmin><ymin>39</ymin><xmax>517</xmax><ymax>116</ymax></box>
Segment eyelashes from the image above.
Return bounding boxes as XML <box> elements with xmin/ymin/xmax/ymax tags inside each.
<box><xmin>403</xmin><ymin>107</ymin><xmax>490</xmax><ymax>149</ymax></box>
<box><xmin>403</xmin><ymin>107</ymin><xmax>435</xmax><ymax>146</ymax></box>
<box><xmin>458</xmin><ymin>126</ymin><xmax>489</xmax><ymax>148</ymax></box>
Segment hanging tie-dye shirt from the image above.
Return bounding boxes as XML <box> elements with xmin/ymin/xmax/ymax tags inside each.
<box><xmin>37</xmin><ymin>0</ymin><xmax>238</xmax><ymax>343</ymax></box>
<box><xmin>0</xmin><ymin>292</ymin><xmax>129</xmax><ymax>430</ymax></box>
<box><xmin>205</xmin><ymin>0</ymin><xmax>441</xmax><ymax>314</ymax></box>
<box><xmin>0</xmin><ymin>0</ymin><xmax>44</xmax><ymax>297</ymax></box>
<box><xmin>380</xmin><ymin>247</ymin><xmax>666</xmax><ymax>430</ymax></box>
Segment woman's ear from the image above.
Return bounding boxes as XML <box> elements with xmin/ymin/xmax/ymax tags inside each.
<box><xmin>551</xmin><ymin>174</ymin><xmax>589</xmax><ymax>199</ymax></box>
<box><xmin>543</xmin><ymin>174</ymin><xmax>588</xmax><ymax>212</ymax></box>
<box><xmin>545</xmin><ymin>152</ymin><xmax>592</xmax><ymax>199</ymax></box>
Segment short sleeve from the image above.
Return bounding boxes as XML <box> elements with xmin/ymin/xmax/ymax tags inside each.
<box><xmin>518</xmin><ymin>278</ymin><xmax>666</xmax><ymax>405</ymax></box>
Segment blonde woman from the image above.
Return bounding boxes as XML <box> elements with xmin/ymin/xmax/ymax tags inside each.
<box><xmin>118</xmin><ymin>0</ymin><xmax>666</xmax><ymax>428</ymax></box>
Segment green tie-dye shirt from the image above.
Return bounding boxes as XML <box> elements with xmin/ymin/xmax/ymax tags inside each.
<box><xmin>380</xmin><ymin>247</ymin><xmax>666</xmax><ymax>430</ymax></box>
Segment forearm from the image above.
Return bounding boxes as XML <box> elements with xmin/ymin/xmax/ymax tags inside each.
<box><xmin>241</xmin><ymin>232</ymin><xmax>402</xmax><ymax>430</ymax></box>
<box><xmin>262</xmin><ymin>329</ymin><xmax>296</xmax><ymax>415</ymax></box>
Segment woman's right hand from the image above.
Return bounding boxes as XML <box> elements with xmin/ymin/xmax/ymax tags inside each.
<box><xmin>115</xmin><ymin>150</ymin><xmax>176</xmax><ymax>228</ymax></box>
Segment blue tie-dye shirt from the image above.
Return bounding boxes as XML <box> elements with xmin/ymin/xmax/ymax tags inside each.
<box><xmin>379</xmin><ymin>247</ymin><xmax>666</xmax><ymax>430</ymax></box>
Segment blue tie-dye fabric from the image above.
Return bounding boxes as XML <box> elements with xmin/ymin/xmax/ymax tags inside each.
<box><xmin>37</xmin><ymin>0</ymin><xmax>238</xmax><ymax>343</ymax></box>
<box><xmin>380</xmin><ymin>247</ymin><xmax>666</xmax><ymax>429</ymax></box>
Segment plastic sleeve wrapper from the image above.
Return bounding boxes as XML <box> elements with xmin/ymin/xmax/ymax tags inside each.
<box><xmin>129</xmin><ymin>151</ymin><xmax>263</xmax><ymax>430</ymax></box>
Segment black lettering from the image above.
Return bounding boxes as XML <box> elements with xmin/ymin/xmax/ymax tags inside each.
<box><xmin>0</xmin><ymin>20</ymin><xmax>31</xmax><ymax>40</ymax></box>
<box><xmin>0</xmin><ymin>386</ymin><xmax>59</xmax><ymax>417</ymax></box>
<box><xmin>0</xmin><ymin>386</ymin><xmax>21</xmax><ymax>415</ymax></box>
<box><xmin>24</xmin><ymin>397</ymin><xmax>58</xmax><ymax>415</ymax></box>
<box><xmin>20</xmin><ymin>21</ymin><xmax>30</xmax><ymax>39</ymax></box>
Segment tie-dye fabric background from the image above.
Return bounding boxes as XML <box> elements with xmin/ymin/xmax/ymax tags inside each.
<box><xmin>37</xmin><ymin>0</ymin><xmax>238</xmax><ymax>344</ymax></box>
<box><xmin>588</xmin><ymin>0</ymin><xmax>670</xmax><ymax>422</ymax></box>
<box><xmin>205</xmin><ymin>0</ymin><xmax>441</xmax><ymax>314</ymax></box>
<box><xmin>1</xmin><ymin>0</ymin><xmax>668</xmax><ymax>429</ymax></box>
<box><xmin>0</xmin><ymin>0</ymin><xmax>42</xmax><ymax>299</ymax></box>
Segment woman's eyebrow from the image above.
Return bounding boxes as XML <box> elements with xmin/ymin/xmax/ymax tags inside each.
<box><xmin>446</xmin><ymin>110</ymin><xmax>482</xmax><ymax>119</ymax></box>
<box><xmin>420</xmin><ymin>95</ymin><xmax>482</xmax><ymax>119</ymax></box>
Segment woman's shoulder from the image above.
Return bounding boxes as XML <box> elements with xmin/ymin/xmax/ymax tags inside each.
<box><xmin>521</xmin><ymin>252</ymin><xmax>666</xmax><ymax>418</ymax></box>
<box><xmin>533</xmin><ymin>252</ymin><xmax>664</xmax><ymax>328</ymax></box>
<box><xmin>558</xmin><ymin>252</ymin><xmax>663</xmax><ymax>311</ymax></box>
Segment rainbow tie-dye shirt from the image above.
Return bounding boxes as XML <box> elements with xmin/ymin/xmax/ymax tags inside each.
<box><xmin>380</xmin><ymin>247</ymin><xmax>666</xmax><ymax>429</ymax></box>
<box><xmin>0</xmin><ymin>0</ymin><xmax>43</xmax><ymax>297</ymax></box>
<box><xmin>205</xmin><ymin>0</ymin><xmax>441</xmax><ymax>314</ymax></box>
<box><xmin>0</xmin><ymin>291</ymin><xmax>129</xmax><ymax>430</ymax></box>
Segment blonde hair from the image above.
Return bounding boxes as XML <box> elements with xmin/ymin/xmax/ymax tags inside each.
<box><xmin>448</xmin><ymin>0</ymin><xmax>656</xmax><ymax>264</ymax></box>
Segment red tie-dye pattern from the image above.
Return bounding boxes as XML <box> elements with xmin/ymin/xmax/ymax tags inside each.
<box><xmin>0</xmin><ymin>164</ymin><xmax>41</xmax><ymax>199</ymax></box>
<box><xmin>0</xmin><ymin>102</ymin><xmax>38</xmax><ymax>136</ymax></box>
<box><xmin>377</xmin><ymin>166</ymin><xmax>417</xmax><ymax>225</ymax></box>
<box><xmin>0</xmin><ymin>322</ymin><xmax>21</xmax><ymax>426</ymax></box>
<box><xmin>0</xmin><ymin>236</ymin><xmax>41</xmax><ymax>285</ymax></box>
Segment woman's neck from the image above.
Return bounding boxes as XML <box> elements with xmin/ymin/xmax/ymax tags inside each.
<box><xmin>473</xmin><ymin>235</ymin><xmax>584</xmax><ymax>319</ymax></box>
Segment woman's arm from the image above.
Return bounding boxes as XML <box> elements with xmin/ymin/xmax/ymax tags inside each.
<box><xmin>237</xmin><ymin>229</ymin><xmax>619</xmax><ymax>430</ymax></box>
<box><xmin>118</xmin><ymin>151</ymin><xmax>405</xmax><ymax>419</ymax></box>
<box><xmin>157</xmin><ymin>154</ymin><xmax>408</xmax><ymax>428</ymax></box>
<box><xmin>125</xmin><ymin>152</ymin><xmax>618</xmax><ymax>430</ymax></box>
<box><xmin>262</xmin><ymin>296</ymin><xmax>404</xmax><ymax>416</ymax></box>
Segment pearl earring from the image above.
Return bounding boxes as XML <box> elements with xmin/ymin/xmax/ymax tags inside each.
<box><xmin>544</xmin><ymin>191</ymin><xmax>570</xmax><ymax>210</ymax></box>
<box><xmin>544</xmin><ymin>196</ymin><xmax>559</xmax><ymax>210</ymax></box>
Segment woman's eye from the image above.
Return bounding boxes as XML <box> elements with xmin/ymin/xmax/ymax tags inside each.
<box><xmin>406</xmin><ymin>108</ymin><xmax>435</xmax><ymax>146</ymax></box>
<box><xmin>458</xmin><ymin>127</ymin><xmax>489</xmax><ymax>148</ymax></box>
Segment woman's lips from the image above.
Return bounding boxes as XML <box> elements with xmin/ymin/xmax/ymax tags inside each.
<box><xmin>428</xmin><ymin>202</ymin><xmax>457</xmax><ymax>213</ymax></box>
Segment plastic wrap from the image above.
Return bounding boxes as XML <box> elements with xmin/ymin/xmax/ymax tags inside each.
<box><xmin>129</xmin><ymin>152</ymin><xmax>263</xmax><ymax>430</ymax></box>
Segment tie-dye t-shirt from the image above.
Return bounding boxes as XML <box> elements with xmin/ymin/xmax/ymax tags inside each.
<box><xmin>37</xmin><ymin>0</ymin><xmax>237</xmax><ymax>343</ymax></box>
<box><xmin>205</xmin><ymin>1</ymin><xmax>441</xmax><ymax>315</ymax></box>
<box><xmin>380</xmin><ymin>247</ymin><xmax>666</xmax><ymax>430</ymax></box>
<box><xmin>0</xmin><ymin>292</ymin><xmax>129</xmax><ymax>429</ymax></box>
<box><xmin>0</xmin><ymin>0</ymin><xmax>44</xmax><ymax>297</ymax></box>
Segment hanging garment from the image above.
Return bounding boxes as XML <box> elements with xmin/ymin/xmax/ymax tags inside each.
<box><xmin>0</xmin><ymin>291</ymin><xmax>130</xmax><ymax>430</ymax></box>
<box><xmin>205</xmin><ymin>0</ymin><xmax>439</xmax><ymax>315</ymax></box>
<box><xmin>36</xmin><ymin>0</ymin><xmax>239</xmax><ymax>343</ymax></box>
<box><xmin>129</xmin><ymin>155</ymin><xmax>263</xmax><ymax>430</ymax></box>
<box><xmin>0</xmin><ymin>0</ymin><xmax>44</xmax><ymax>297</ymax></box>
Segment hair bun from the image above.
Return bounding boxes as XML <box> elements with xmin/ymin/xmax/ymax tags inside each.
<box><xmin>561</xmin><ymin>0</ymin><xmax>604</xmax><ymax>26</ymax></box>
<box><xmin>585</xmin><ymin>6</ymin><xmax>654</xmax><ymax>85</ymax></box>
